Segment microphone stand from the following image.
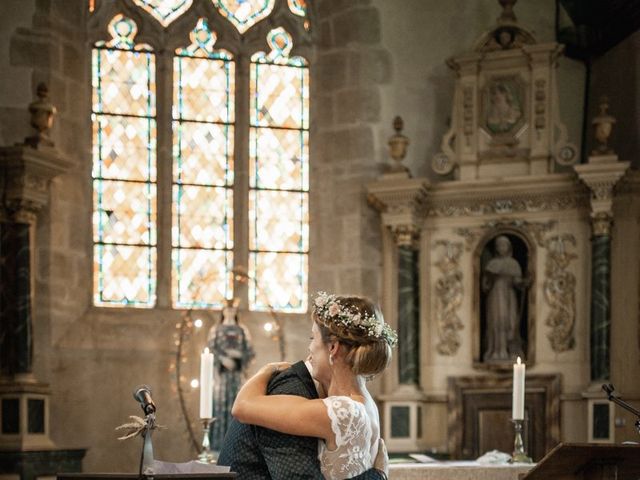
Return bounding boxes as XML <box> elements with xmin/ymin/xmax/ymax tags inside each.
<box><xmin>602</xmin><ymin>384</ymin><xmax>640</xmax><ymax>438</ymax></box>
<box><xmin>138</xmin><ymin>412</ymin><xmax>155</xmax><ymax>477</ymax></box>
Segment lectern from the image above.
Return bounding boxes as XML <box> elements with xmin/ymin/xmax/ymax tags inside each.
<box><xmin>521</xmin><ymin>442</ymin><xmax>640</xmax><ymax>480</ymax></box>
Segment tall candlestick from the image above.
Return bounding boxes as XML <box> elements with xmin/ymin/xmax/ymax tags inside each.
<box><xmin>200</xmin><ymin>347</ymin><xmax>214</xmax><ymax>419</ymax></box>
<box><xmin>512</xmin><ymin>356</ymin><xmax>525</xmax><ymax>420</ymax></box>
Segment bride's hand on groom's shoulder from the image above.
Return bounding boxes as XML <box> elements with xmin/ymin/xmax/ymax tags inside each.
<box><xmin>257</xmin><ymin>361</ymin><xmax>292</xmax><ymax>377</ymax></box>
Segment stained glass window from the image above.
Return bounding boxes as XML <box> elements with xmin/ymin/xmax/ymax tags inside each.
<box><xmin>212</xmin><ymin>0</ymin><xmax>275</xmax><ymax>34</ymax></box>
<box><xmin>287</xmin><ymin>0</ymin><xmax>309</xmax><ymax>30</ymax></box>
<box><xmin>173</xmin><ymin>19</ymin><xmax>235</xmax><ymax>308</ymax></box>
<box><xmin>92</xmin><ymin>14</ymin><xmax>157</xmax><ymax>307</ymax></box>
<box><xmin>92</xmin><ymin>5</ymin><xmax>310</xmax><ymax>312</ymax></box>
<box><xmin>133</xmin><ymin>0</ymin><xmax>194</xmax><ymax>26</ymax></box>
<box><xmin>287</xmin><ymin>0</ymin><xmax>306</xmax><ymax>17</ymax></box>
<box><xmin>249</xmin><ymin>28</ymin><xmax>309</xmax><ymax>312</ymax></box>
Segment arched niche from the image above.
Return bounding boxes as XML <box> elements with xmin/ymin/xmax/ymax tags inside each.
<box><xmin>472</xmin><ymin>228</ymin><xmax>536</xmax><ymax>370</ymax></box>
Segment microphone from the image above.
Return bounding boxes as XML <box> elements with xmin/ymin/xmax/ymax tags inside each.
<box><xmin>133</xmin><ymin>385</ymin><xmax>156</xmax><ymax>415</ymax></box>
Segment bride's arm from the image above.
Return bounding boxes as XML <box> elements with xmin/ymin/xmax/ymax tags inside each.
<box><xmin>232</xmin><ymin>362</ymin><xmax>332</xmax><ymax>441</ymax></box>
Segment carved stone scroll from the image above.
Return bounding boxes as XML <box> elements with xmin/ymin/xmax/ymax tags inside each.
<box><xmin>434</xmin><ymin>240</ymin><xmax>464</xmax><ymax>355</ymax></box>
<box><xmin>543</xmin><ymin>234</ymin><xmax>577</xmax><ymax>352</ymax></box>
<box><xmin>455</xmin><ymin>218</ymin><xmax>555</xmax><ymax>251</ymax></box>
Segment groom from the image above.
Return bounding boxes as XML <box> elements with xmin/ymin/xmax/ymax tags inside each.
<box><xmin>217</xmin><ymin>360</ymin><xmax>386</xmax><ymax>479</ymax></box>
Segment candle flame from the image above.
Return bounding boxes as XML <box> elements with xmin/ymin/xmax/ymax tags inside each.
<box><xmin>517</xmin><ymin>356</ymin><xmax>522</xmax><ymax>364</ymax></box>
<box><xmin>204</xmin><ymin>347</ymin><xmax>210</xmax><ymax>354</ymax></box>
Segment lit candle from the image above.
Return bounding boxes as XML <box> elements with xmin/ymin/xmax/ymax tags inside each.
<box><xmin>199</xmin><ymin>347</ymin><xmax>214</xmax><ymax>419</ymax></box>
<box><xmin>512</xmin><ymin>356</ymin><xmax>525</xmax><ymax>420</ymax></box>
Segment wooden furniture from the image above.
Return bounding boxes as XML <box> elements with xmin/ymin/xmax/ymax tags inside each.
<box><xmin>0</xmin><ymin>449</ymin><xmax>86</xmax><ymax>480</ymax></box>
<box><xmin>448</xmin><ymin>374</ymin><xmax>560</xmax><ymax>461</ymax></box>
<box><xmin>388</xmin><ymin>462</ymin><xmax>533</xmax><ymax>480</ymax></box>
<box><xmin>522</xmin><ymin>442</ymin><xmax>640</xmax><ymax>480</ymax></box>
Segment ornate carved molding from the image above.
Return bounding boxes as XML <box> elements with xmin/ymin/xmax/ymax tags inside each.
<box><xmin>434</xmin><ymin>240</ymin><xmax>464</xmax><ymax>356</ymax></box>
<box><xmin>455</xmin><ymin>218</ymin><xmax>556</xmax><ymax>250</ymax></box>
<box><xmin>391</xmin><ymin>224</ymin><xmax>421</xmax><ymax>248</ymax></box>
<box><xmin>534</xmin><ymin>78</ymin><xmax>546</xmax><ymax>132</ymax></box>
<box><xmin>366</xmin><ymin>173</ymin><xmax>429</xmax><ymax>247</ymax></box>
<box><xmin>543</xmin><ymin>234</ymin><xmax>577</xmax><ymax>352</ymax></box>
<box><xmin>427</xmin><ymin>192</ymin><xmax>586</xmax><ymax>218</ymax></box>
<box><xmin>574</xmin><ymin>157</ymin><xmax>629</xmax><ymax>236</ymax></box>
<box><xmin>0</xmin><ymin>145</ymin><xmax>72</xmax><ymax>224</ymax></box>
<box><xmin>590</xmin><ymin>211</ymin><xmax>612</xmax><ymax>237</ymax></box>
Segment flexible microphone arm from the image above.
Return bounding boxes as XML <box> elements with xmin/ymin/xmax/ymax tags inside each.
<box><xmin>602</xmin><ymin>384</ymin><xmax>640</xmax><ymax>438</ymax></box>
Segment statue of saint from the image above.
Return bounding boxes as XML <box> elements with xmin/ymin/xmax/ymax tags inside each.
<box><xmin>207</xmin><ymin>298</ymin><xmax>255</xmax><ymax>451</ymax></box>
<box><xmin>482</xmin><ymin>235</ymin><xmax>528</xmax><ymax>362</ymax></box>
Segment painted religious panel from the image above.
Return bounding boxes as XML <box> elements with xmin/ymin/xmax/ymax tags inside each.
<box><xmin>482</xmin><ymin>76</ymin><xmax>525</xmax><ymax>136</ymax></box>
<box><xmin>479</xmin><ymin>233</ymin><xmax>532</xmax><ymax>365</ymax></box>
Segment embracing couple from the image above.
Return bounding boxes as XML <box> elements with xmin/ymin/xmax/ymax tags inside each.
<box><xmin>217</xmin><ymin>292</ymin><xmax>397</xmax><ymax>479</ymax></box>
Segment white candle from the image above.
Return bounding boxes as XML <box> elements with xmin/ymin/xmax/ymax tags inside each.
<box><xmin>199</xmin><ymin>347</ymin><xmax>214</xmax><ymax>419</ymax></box>
<box><xmin>512</xmin><ymin>356</ymin><xmax>525</xmax><ymax>420</ymax></box>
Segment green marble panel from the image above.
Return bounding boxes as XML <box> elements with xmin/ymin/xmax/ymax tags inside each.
<box><xmin>390</xmin><ymin>405</ymin><xmax>410</xmax><ymax>438</ymax></box>
<box><xmin>398</xmin><ymin>246</ymin><xmax>420</xmax><ymax>385</ymax></box>
<box><xmin>590</xmin><ymin>235</ymin><xmax>610</xmax><ymax>381</ymax></box>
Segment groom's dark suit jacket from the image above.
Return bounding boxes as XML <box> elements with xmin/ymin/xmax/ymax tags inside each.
<box><xmin>217</xmin><ymin>361</ymin><xmax>385</xmax><ymax>479</ymax></box>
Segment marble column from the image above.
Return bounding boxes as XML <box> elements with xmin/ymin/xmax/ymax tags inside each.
<box><xmin>0</xmin><ymin>84</ymin><xmax>72</xmax><ymax>452</ymax></box>
<box><xmin>367</xmin><ymin>169</ymin><xmax>429</xmax><ymax>453</ymax></box>
<box><xmin>395</xmin><ymin>228</ymin><xmax>420</xmax><ymax>385</ymax></box>
<box><xmin>0</xmin><ymin>221</ymin><xmax>33</xmax><ymax>376</ymax></box>
<box><xmin>575</xmin><ymin>158</ymin><xmax>629</xmax><ymax>382</ymax></box>
<box><xmin>589</xmin><ymin>228</ymin><xmax>610</xmax><ymax>381</ymax></box>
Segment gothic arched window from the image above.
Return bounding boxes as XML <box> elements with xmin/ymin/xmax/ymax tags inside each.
<box><xmin>90</xmin><ymin>1</ymin><xmax>310</xmax><ymax>312</ymax></box>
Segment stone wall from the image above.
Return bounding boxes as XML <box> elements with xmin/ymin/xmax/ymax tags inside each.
<box><xmin>0</xmin><ymin>0</ymin><xmax>638</xmax><ymax>471</ymax></box>
<box><xmin>310</xmin><ymin>0</ymin><xmax>390</xmax><ymax>298</ymax></box>
<box><xmin>589</xmin><ymin>30</ymin><xmax>640</xmax><ymax>166</ymax></box>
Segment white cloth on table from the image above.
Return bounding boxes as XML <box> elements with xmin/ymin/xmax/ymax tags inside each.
<box><xmin>318</xmin><ymin>395</ymin><xmax>388</xmax><ymax>479</ymax></box>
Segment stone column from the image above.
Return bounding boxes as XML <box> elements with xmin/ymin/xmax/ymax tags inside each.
<box><xmin>0</xmin><ymin>214</ymin><xmax>34</xmax><ymax>377</ymax></box>
<box><xmin>574</xmin><ymin>99</ymin><xmax>629</xmax><ymax>383</ymax></box>
<box><xmin>367</xmin><ymin>120</ymin><xmax>429</xmax><ymax>451</ymax></box>
<box><xmin>0</xmin><ymin>84</ymin><xmax>72</xmax><ymax>450</ymax></box>
<box><xmin>392</xmin><ymin>225</ymin><xmax>421</xmax><ymax>385</ymax></box>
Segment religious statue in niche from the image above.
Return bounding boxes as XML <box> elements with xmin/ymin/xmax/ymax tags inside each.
<box><xmin>480</xmin><ymin>234</ymin><xmax>530</xmax><ymax>363</ymax></box>
<box><xmin>484</xmin><ymin>78</ymin><xmax>523</xmax><ymax>134</ymax></box>
<box><xmin>207</xmin><ymin>298</ymin><xmax>255</xmax><ymax>451</ymax></box>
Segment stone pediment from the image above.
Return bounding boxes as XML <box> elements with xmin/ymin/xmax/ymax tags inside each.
<box><xmin>432</xmin><ymin>1</ymin><xmax>577</xmax><ymax>181</ymax></box>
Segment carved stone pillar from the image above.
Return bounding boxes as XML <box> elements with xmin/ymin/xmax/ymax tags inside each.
<box><xmin>574</xmin><ymin>113</ymin><xmax>629</xmax><ymax>382</ymax></box>
<box><xmin>367</xmin><ymin>167</ymin><xmax>428</xmax><ymax>452</ymax></box>
<box><xmin>0</xmin><ymin>84</ymin><xmax>72</xmax><ymax>451</ymax></box>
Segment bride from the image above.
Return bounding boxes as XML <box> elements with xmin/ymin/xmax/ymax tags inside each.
<box><xmin>232</xmin><ymin>292</ymin><xmax>397</xmax><ymax>479</ymax></box>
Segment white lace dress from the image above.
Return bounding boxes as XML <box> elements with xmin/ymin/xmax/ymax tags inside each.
<box><xmin>318</xmin><ymin>396</ymin><xmax>389</xmax><ymax>479</ymax></box>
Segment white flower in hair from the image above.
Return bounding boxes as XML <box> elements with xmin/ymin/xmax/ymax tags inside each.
<box><xmin>374</xmin><ymin>322</ymin><xmax>383</xmax><ymax>336</ymax></box>
<box><xmin>315</xmin><ymin>292</ymin><xmax>329</xmax><ymax>307</ymax></box>
<box><xmin>312</xmin><ymin>291</ymin><xmax>398</xmax><ymax>347</ymax></box>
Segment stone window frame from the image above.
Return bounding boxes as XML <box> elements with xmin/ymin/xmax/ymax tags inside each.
<box><xmin>87</xmin><ymin>1</ymin><xmax>314</xmax><ymax>311</ymax></box>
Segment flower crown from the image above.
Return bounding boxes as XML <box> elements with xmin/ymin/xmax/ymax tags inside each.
<box><xmin>313</xmin><ymin>292</ymin><xmax>398</xmax><ymax>347</ymax></box>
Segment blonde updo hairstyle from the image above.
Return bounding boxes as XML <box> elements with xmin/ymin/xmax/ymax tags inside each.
<box><xmin>313</xmin><ymin>295</ymin><xmax>392</xmax><ymax>377</ymax></box>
